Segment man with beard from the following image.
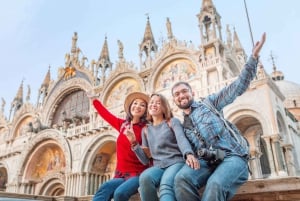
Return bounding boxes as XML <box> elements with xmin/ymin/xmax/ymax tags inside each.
<box><xmin>171</xmin><ymin>33</ymin><xmax>266</xmax><ymax>201</ymax></box>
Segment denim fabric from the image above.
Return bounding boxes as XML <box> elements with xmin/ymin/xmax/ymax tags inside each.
<box><xmin>139</xmin><ymin>162</ymin><xmax>184</xmax><ymax>201</ymax></box>
<box><xmin>183</xmin><ymin>56</ymin><xmax>258</xmax><ymax>158</ymax></box>
<box><xmin>174</xmin><ymin>156</ymin><xmax>249</xmax><ymax>201</ymax></box>
<box><xmin>92</xmin><ymin>176</ymin><xmax>139</xmax><ymax>201</ymax></box>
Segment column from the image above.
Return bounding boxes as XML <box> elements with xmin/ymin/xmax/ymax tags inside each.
<box><xmin>283</xmin><ymin>144</ymin><xmax>296</xmax><ymax>176</ymax></box>
<box><xmin>271</xmin><ymin>134</ymin><xmax>287</xmax><ymax>176</ymax></box>
<box><xmin>262</xmin><ymin>136</ymin><xmax>276</xmax><ymax>177</ymax></box>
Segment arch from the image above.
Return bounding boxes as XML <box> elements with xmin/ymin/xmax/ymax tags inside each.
<box><xmin>0</xmin><ymin>163</ymin><xmax>8</xmax><ymax>191</ymax></box>
<box><xmin>276</xmin><ymin>110</ymin><xmax>288</xmax><ymax>143</ymax></box>
<box><xmin>43</xmin><ymin>78</ymin><xmax>92</xmax><ymax>124</ymax></box>
<box><xmin>149</xmin><ymin>54</ymin><xmax>199</xmax><ymax>93</ymax></box>
<box><xmin>225</xmin><ymin>104</ymin><xmax>271</xmax><ymax>137</ymax></box>
<box><xmin>38</xmin><ymin>176</ymin><xmax>65</xmax><ymax>196</ymax></box>
<box><xmin>10</xmin><ymin>113</ymin><xmax>35</xmax><ymax>138</ymax></box>
<box><xmin>102</xmin><ymin>76</ymin><xmax>144</xmax><ymax>108</ymax></box>
<box><xmin>17</xmin><ymin>129</ymin><xmax>72</xmax><ymax>183</ymax></box>
<box><xmin>226</xmin><ymin>106</ymin><xmax>274</xmax><ymax>179</ymax></box>
<box><xmin>80</xmin><ymin>132</ymin><xmax>117</xmax><ymax>173</ymax></box>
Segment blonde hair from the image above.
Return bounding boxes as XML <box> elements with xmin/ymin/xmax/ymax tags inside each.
<box><xmin>147</xmin><ymin>93</ymin><xmax>173</xmax><ymax>122</ymax></box>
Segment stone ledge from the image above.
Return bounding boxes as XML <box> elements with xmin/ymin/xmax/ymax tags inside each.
<box><xmin>1</xmin><ymin>177</ymin><xmax>300</xmax><ymax>201</ymax></box>
<box><xmin>129</xmin><ymin>177</ymin><xmax>300</xmax><ymax>201</ymax></box>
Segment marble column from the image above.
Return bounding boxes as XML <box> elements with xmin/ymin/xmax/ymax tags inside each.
<box><xmin>282</xmin><ymin>144</ymin><xmax>296</xmax><ymax>176</ymax></box>
<box><xmin>262</xmin><ymin>135</ymin><xmax>276</xmax><ymax>177</ymax></box>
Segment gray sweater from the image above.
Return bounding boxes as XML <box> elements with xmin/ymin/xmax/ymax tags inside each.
<box><xmin>132</xmin><ymin>117</ymin><xmax>194</xmax><ymax>168</ymax></box>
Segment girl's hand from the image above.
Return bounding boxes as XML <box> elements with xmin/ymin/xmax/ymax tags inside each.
<box><xmin>124</xmin><ymin>123</ymin><xmax>136</xmax><ymax>144</ymax></box>
<box><xmin>86</xmin><ymin>90</ymin><xmax>98</xmax><ymax>100</ymax></box>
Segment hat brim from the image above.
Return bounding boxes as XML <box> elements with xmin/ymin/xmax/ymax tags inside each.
<box><xmin>124</xmin><ymin>92</ymin><xmax>149</xmax><ymax>114</ymax></box>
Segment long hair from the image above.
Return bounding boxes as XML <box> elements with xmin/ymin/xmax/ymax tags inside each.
<box><xmin>125</xmin><ymin>101</ymin><xmax>148</xmax><ymax>125</ymax></box>
<box><xmin>147</xmin><ymin>93</ymin><xmax>173</xmax><ymax>122</ymax></box>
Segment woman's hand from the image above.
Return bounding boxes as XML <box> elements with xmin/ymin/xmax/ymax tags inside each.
<box><xmin>124</xmin><ymin>123</ymin><xmax>137</xmax><ymax>145</ymax></box>
<box><xmin>86</xmin><ymin>90</ymin><xmax>98</xmax><ymax>100</ymax></box>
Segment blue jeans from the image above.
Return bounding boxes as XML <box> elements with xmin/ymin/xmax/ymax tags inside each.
<box><xmin>174</xmin><ymin>156</ymin><xmax>249</xmax><ymax>201</ymax></box>
<box><xmin>92</xmin><ymin>176</ymin><xmax>139</xmax><ymax>201</ymax></box>
<box><xmin>139</xmin><ymin>162</ymin><xmax>184</xmax><ymax>201</ymax></box>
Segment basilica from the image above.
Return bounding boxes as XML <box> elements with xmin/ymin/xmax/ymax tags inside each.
<box><xmin>0</xmin><ymin>0</ymin><xmax>300</xmax><ymax>200</ymax></box>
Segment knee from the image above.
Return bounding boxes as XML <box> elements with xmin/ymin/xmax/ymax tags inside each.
<box><xmin>206</xmin><ymin>179</ymin><xmax>222</xmax><ymax>191</ymax></box>
<box><xmin>139</xmin><ymin>172</ymin><xmax>152</xmax><ymax>186</ymax></box>
<box><xmin>113</xmin><ymin>190</ymin><xmax>127</xmax><ymax>201</ymax></box>
<box><xmin>174</xmin><ymin>170</ymin><xmax>189</xmax><ymax>184</ymax></box>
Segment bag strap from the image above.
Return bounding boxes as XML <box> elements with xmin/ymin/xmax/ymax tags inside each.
<box><xmin>201</xmin><ymin>100</ymin><xmax>249</xmax><ymax>150</ymax></box>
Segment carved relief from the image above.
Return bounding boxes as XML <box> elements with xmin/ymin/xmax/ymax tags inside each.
<box><xmin>105</xmin><ymin>78</ymin><xmax>142</xmax><ymax>108</ymax></box>
<box><xmin>155</xmin><ymin>60</ymin><xmax>196</xmax><ymax>90</ymax></box>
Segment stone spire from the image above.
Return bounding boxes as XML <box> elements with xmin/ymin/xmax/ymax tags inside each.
<box><xmin>98</xmin><ymin>36</ymin><xmax>111</xmax><ymax>65</ymax></box>
<box><xmin>233</xmin><ymin>28</ymin><xmax>244</xmax><ymax>51</ymax></box>
<box><xmin>232</xmin><ymin>28</ymin><xmax>246</xmax><ymax>64</ymax></box>
<box><xmin>37</xmin><ymin>66</ymin><xmax>51</xmax><ymax>106</ymax></box>
<box><xmin>41</xmin><ymin>66</ymin><xmax>51</xmax><ymax>90</ymax></box>
<box><xmin>139</xmin><ymin>15</ymin><xmax>158</xmax><ymax>68</ymax></box>
<box><xmin>9</xmin><ymin>80</ymin><xmax>24</xmax><ymax>120</ymax></box>
<box><xmin>96</xmin><ymin>36</ymin><xmax>112</xmax><ymax>85</ymax></box>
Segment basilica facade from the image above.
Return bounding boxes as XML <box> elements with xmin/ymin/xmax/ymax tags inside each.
<box><xmin>0</xmin><ymin>0</ymin><xmax>300</xmax><ymax>200</ymax></box>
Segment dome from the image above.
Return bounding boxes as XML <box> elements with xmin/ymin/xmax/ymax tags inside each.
<box><xmin>275</xmin><ymin>80</ymin><xmax>300</xmax><ymax>109</ymax></box>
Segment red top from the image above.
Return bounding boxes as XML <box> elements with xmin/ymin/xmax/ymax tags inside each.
<box><xmin>93</xmin><ymin>99</ymin><xmax>148</xmax><ymax>179</ymax></box>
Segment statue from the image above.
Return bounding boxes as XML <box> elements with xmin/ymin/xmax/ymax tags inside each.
<box><xmin>166</xmin><ymin>17</ymin><xmax>173</xmax><ymax>39</ymax></box>
<box><xmin>1</xmin><ymin>97</ymin><xmax>5</xmax><ymax>113</ymax></box>
<box><xmin>26</xmin><ymin>85</ymin><xmax>31</xmax><ymax>102</ymax></box>
<box><xmin>117</xmin><ymin>40</ymin><xmax>124</xmax><ymax>59</ymax></box>
<box><xmin>72</xmin><ymin>32</ymin><xmax>78</xmax><ymax>52</ymax></box>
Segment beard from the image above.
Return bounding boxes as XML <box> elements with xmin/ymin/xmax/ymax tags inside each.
<box><xmin>177</xmin><ymin>99</ymin><xmax>193</xmax><ymax>109</ymax></box>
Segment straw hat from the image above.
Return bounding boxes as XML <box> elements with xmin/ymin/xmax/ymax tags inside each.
<box><xmin>124</xmin><ymin>92</ymin><xmax>149</xmax><ymax>114</ymax></box>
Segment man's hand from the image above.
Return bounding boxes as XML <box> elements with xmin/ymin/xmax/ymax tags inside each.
<box><xmin>186</xmin><ymin>154</ymin><xmax>200</xmax><ymax>170</ymax></box>
<box><xmin>252</xmin><ymin>32</ymin><xmax>266</xmax><ymax>59</ymax></box>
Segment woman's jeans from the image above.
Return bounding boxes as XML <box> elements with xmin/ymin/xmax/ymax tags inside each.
<box><xmin>92</xmin><ymin>176</ymin><xmax>139</xmax><ymax>201</ymax></box>
<box><xmin>139</xmin><ymin>162</ymin><xmax>184</xmax><ymax>201</ymax></box>
<box><xmin>174</xmin><ymin>156</ymin><xmax>249</xmax><ymax>201</ymax></box>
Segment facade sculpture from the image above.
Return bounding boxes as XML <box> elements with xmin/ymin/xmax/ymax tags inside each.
<box><xmin>0</xmin><ymin>0</ymin><xmax>299</xmax><ymax>200</ymax></box>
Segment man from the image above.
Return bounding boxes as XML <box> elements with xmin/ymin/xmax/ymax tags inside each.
<box><xmin>171</xmin><ymin>33</ymin><xmax>266</xmax><ymax>201</ymax></box>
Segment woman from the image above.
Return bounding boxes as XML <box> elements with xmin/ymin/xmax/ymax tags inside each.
<box><xmin>88</xmin><ymin>91</ymin><xmax>150</xmax><ymax>201</ymax></box>
<box><xmin>126</xmin><ymin>93</ymin><xmax>199</xmax><ymax>201</ymax></box>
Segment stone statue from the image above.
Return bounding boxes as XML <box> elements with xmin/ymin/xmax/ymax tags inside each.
<box><xmin>117</xmin><ymin>40</ymin><xmax>124</xmax><ymax>59</ymax></box>
<box><xmin>1</xmin><ymin>97</ymin><xmax>5</xmax><ymax>113</ymax></box>
<box><xmin>72</xmin><ymin>32</ymin><xmax>78</xmax><ymax>52</ymax></box>
<box><xmin>166</xmin><ymin>17</ymin><xmax>173</xmax><ymax>39</ymax></box>
<box><xmin>26</xmin><ymin>85</ymin><xmax>31</xmax><ymax>102</ymax></box>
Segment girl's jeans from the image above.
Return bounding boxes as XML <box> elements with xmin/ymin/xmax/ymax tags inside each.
<box><xmin>92</xmin><ymin>176</ymin><xmax>139</xmax><ymax>201</ymax></box>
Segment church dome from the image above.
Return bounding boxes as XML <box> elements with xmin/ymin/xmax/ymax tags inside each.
<box><xmin>275</xmin><ymin>80</ymin><xmax>300</xmax><ymax>109</ymax></box>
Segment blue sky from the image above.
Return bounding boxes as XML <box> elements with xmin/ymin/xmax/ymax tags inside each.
<box><xmin>0</xmin><ymin>0</ymin><xmax>299</xmax><ymax>116</ymax></box>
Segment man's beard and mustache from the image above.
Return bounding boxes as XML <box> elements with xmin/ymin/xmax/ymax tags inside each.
<box><xmin>177</xmin><ymin>98</ymin><xmax>193</xmax><ymax>109</ymax></box>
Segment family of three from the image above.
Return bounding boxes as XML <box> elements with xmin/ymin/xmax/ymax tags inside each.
<box><xmin>88</xmin><ymin>33</ymin><xmax>266</xmax><ymax>201</ymax></box>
